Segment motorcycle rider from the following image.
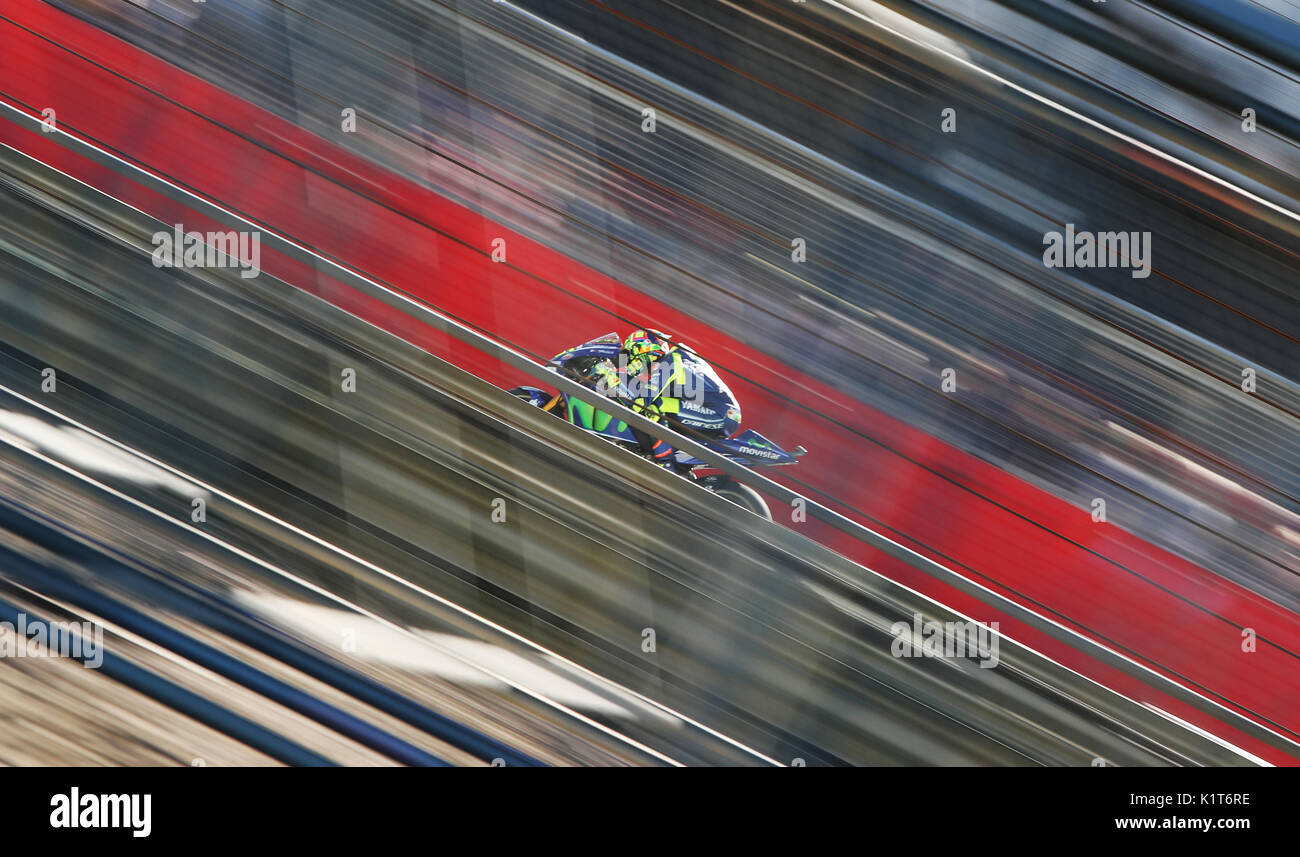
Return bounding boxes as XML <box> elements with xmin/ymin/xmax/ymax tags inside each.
<box><xmin>586</xmin><ymin>328</ymin><xmax>689</xmax><ymax>465</ymax></box>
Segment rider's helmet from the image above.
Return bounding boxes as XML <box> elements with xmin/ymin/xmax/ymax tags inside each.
<box><xmin>622</xmin><ymin>328</ymin><xmax>671</xmax><ymax>373</ymax></box>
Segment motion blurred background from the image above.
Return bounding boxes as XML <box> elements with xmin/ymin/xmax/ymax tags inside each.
<box><xmin>0</xmin><ymin>0</ymin><xmax>1296</xmax><ymax>765</ymax></box>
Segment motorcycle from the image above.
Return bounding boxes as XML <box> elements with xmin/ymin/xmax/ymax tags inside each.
<box><xmin>508</xmin><ymin>333</ymin><xmax>805</xmax><ymax>519</ymax></box>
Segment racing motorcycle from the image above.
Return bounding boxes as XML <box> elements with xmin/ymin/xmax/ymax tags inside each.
<box><xmin>508</xmin><ymin>333</ymin><xmax>805</xmax><ymax>519</ymax></box>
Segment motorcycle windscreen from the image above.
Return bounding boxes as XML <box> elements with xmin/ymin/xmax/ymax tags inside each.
<box><xmin>548</xmin><ymin>334</ymin><xmax>621</xmax><ymax>367</ymax></box>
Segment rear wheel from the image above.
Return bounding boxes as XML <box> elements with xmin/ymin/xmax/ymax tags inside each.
<box><xmin>712</xmin><ymin>480</ymin><xmax>772</xmax><ymax>520</ymax></box>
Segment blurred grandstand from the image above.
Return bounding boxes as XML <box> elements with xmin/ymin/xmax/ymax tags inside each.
<box><xmin>0</xmin><ymin>0</ymin><xmax>1295</xmax><ymax>765</ymax></box>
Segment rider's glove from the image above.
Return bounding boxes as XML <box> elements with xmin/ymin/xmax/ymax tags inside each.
<box><xmin>631</xmin><ymin>400</ymin><xmax>661</xmax><ymax>420</ymax></box>
<box><xmin>587</xmin><ymin>361</ymin><xmax>619</xmax><ymax>392</ymax></box>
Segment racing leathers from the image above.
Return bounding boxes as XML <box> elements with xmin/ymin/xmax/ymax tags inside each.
<box><xmin>588</xmin><ymin>343</ymin><xmax>688</xmax><ymax>465</ymax></box>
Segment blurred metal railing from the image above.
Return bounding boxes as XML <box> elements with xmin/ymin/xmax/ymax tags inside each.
<box><xmin>0</xmin><ymin>591</ymin><xmax>340</xmax><ymax>766</ymax></box>
<box><xmin>0</xmin><ymin>497</ymin><xmax>538</xmax><ymax>766</ymax></box>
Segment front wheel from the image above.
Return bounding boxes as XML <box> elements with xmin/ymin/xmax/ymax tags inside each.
<box><xmin>711</xmin><ymin>480</ymin><xmax>772</xmax><ymax>520</ymax></box>
<box><xmin>509</xmin><ymin>386</ymin><xmax>565</xmax><ymax>418</ymax></box>
<box><xmin>508</xmin><ymin>386</ymin><xmax>546</xmax><ymax>407</ymax></box>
